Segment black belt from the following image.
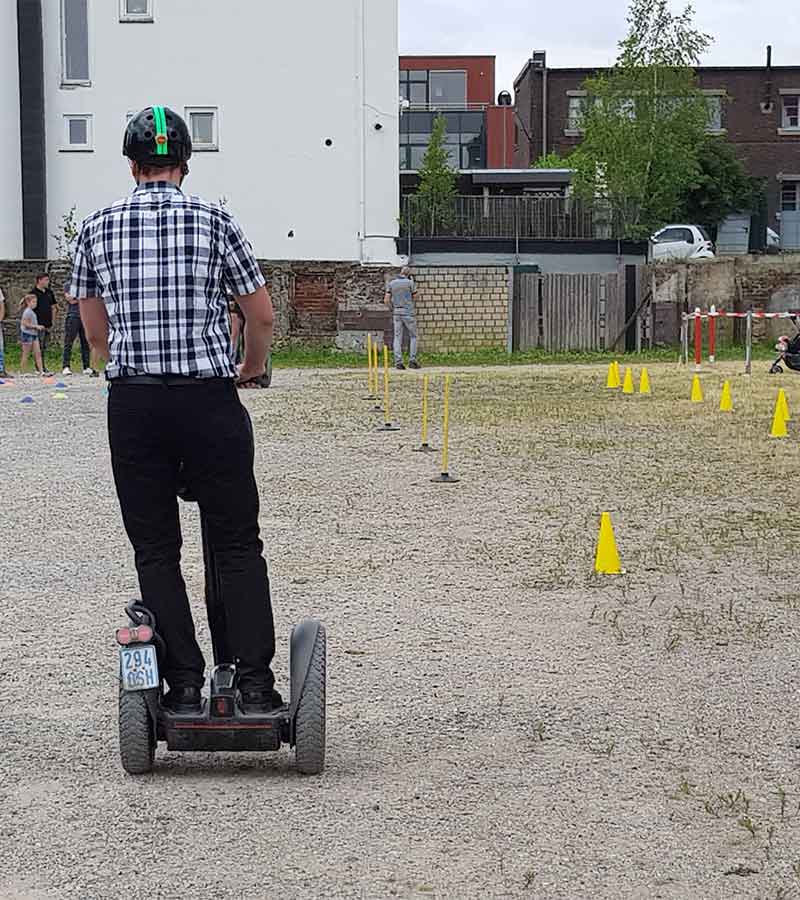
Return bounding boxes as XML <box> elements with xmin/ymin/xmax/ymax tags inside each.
<box><xmin>111</xmin><ymin>375</ymin><xmax>232</xmax><ymax>387</ymax></box>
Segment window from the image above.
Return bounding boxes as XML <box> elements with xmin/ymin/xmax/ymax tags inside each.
<box><xmin>61</xmin><ymin>0</ymin><xmax>90</xmax><ymax>84</ymax></box>
<box><xmin>120</xmin><ymin>0</ymin><xmax>153</xmax><ymax>21</ymax></box>
<box><xmin>781</xmin><ymin>183</ymin><xmax>800</xmax><ymax>212</ymax></box>
<box><xmin>781</xmin><ymin>94</ymin><xmax>800</xmax><ymax>130</ymax></box>
<box><xmin>704</xmin><ymin>93</ymin><xmax>724</xmax><ymax>132</ymax></box>
<box><xmin>399</xmin><ymin>109</ymin><xmax>486</xmax><ymax>170</ymax></box>
<box><xmin>61</xmin><ymin>114</ymin><xmax>93</xmax><ymax>151</ymax></box>
<box><xmin>566</xmin><ymin>93</ymin><xmax>587</xmax><ymax>133</ymax></box>
<box><xmin>429</xmin><ymin>71</ymin><xmax>467</xmax><ymax>108</ymax></box>
<box><xmin>186</xmin><ymin>107</ymin><xmax>219</xmax><ymax>151</ymax></box>
<box><xmin>656</xmin><ymin>228</ymin><xmax>690</xmax><ymax>243</ymax></box>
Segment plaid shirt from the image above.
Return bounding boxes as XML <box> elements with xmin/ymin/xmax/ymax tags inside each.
<box><xmin>67</xmin><ymin>182</ymin><xmax>265</xmax><ymax>379</ymax></box>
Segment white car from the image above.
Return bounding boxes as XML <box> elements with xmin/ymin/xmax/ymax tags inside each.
<box><xmin>650</xmin><ymin>225</ymin><xmax>715</xmax><ymax>262</ymax></box>
<box><xmin>767</xmin><ymin>227</ymin><xmax>781</xmax><ymax>250</ymax></box>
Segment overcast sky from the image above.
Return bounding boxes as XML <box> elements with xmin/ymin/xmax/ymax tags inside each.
<box><xmin>400</xmin><ymin>0</ymin><xmax>800</xmax><ymax>94</ymax></box>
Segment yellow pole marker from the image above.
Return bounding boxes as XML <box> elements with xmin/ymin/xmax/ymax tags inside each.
<box><xmin>595</xmin><ymin>512</ymin><xmax>624</xmax><ymax>575</ymax></box>
<box><xmin>771</xmin><ymin>396</ymin><xmax>789</xmax><ymax>438</ymax></box>
<box><xmin>719</xmin><ymin>381</ymin><xmax>733</xmax><ymax>412</ymax></box>
<box><xmin>364</xmin><ymin>333</ymin><xmax>375</xmax><ymax>399</ymax></box>
<box><xmin>432</xmin><ymin>375</ymin><xmax>459</xmax><ymax>484</ymax></box>
<box><xmin>778</xmin><ymin>388</ymin><xmax>791</xmax><ymax>422</ymax></box>
<box><xmin>639</xmin><ymin>368</ymin><xmax>651</xmax><ymax>395</ymax></box>
<box><xmin>606</xmin><ymin>362</ymin><xmax>620</xmax><ymax>389</ymax></box>
<box><xmin>369</xmin><ymin>342</ymin><xmax>382</xmax><ymax>411</ymax></box>
<box><xmin>375</xmin><ymin>344</ymin><xmax>400</xmax><ymax>432</ymax></box>
<box><xmin>413</xmin><ymin>374</ymin><xmax>436</xmax><ymax>453</ymax></box>
<box><xmin>622</xmin><ymin>367</ymin><xmax>635</xmax><ymax>395</ymax></box>
<box><xmin>690</xmin><ymin>375</ymin><xmax>703</xmax><ymax>403</ymax></box>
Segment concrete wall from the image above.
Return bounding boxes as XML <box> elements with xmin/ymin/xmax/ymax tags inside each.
<box><xmin>412</xmin><ymin>266</ymin><xmax>509</xmax><ymax>352</ymax></box>
<box><xmin>1</xmin><ymin>0</ymin><xmax>399</xmax><ymax>262</ymax></box>
<box><xmin>0</xmin><ymin>2</ymin><xmax>23</xmax><ymax>259</ymax></box>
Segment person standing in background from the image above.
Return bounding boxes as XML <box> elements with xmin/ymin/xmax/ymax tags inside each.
<box><xmin>384</xmin><ymin>266</ymin><xmax>421</xmax><ymax>371</ymax></box>
<box><xmin>62</xmin><ymin>294</ymin><xmax>97</xmax><ymax>376</ymax></box>
<box><xmin>33</xmin><ymin>273</ymin><xmax>57</xmax><ymax>358</ymax></box>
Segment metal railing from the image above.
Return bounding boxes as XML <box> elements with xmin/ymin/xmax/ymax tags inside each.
<box><xmin>401</xmin><ymin>195</ymin><xmax>623</xmax><ymax>241</ymax></box>
<box><xmin>405</xmin><ymin>102</ymin><xmax>491</xmax><ymax>112</ymax></box>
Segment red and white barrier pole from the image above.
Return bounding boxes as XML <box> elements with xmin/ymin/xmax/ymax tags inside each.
<box><xmin>708</xmin><ymin>305</ymin><xmax>717</xmax><ymax>364</ymax></box>
<box><xmin>694</xmin><ymin>308</ymin><xmax>702</xmax><ymax>371</ymax></box>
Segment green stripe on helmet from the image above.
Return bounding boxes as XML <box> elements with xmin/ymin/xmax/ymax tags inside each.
<box><xmin>152</xmin><ymin>105</ymin><xmax>169</xmax><ymax>155</ymax></box>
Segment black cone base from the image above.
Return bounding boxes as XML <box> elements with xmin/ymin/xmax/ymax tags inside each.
<box><xmin>432</xmin><ymin>473</ymin><xmax>460</xmax><ymax>484</ymax></box>
<box><xmin>375</xmin><ymin>423</ymin><xmax>401</xmax><ymax>432</ymax></box>
<box><xmin>363</xmin><ymin>395</ymin><xmax>379</xmax><ymax>401</ymax></box>
<box><xmin>413</xmin><ymin>444</ymin><xmax>437</xmax><ymax>453</ymax></box>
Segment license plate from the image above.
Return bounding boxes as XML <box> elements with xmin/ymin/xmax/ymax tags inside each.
<box><xmin>119</xmin><ymin>644</ymin><xmax>160</xmax><ymax>692</ymax></box>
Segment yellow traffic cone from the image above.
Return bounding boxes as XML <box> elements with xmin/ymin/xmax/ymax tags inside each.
<box><xmin>691</xmin><ymin>375</ymin><xmax>703</xmax><ymax>403</ymax></box>
<box><xmin>614</xmin><ymin>361</ymin><xmax>622</xmax><ymax>384</ymax></box>
<box><xmin>719</xmin><ymin>381</ymin><xmax>733</xmax><ymax>412</ymax></box>
<box><xmin>771</xmin><ymin>398</ymin><xmax>788</xmax><ymax>438</ymax></box>
<box><xmin>595</xmin><ymin>512</ymin><xmax>623</xmax><ymax>575</ymax></box>
<box><xmin>622</xmin><ymin>367</ymin><xmax>635</xmax><ymax>395</ymax></box>
<box><xmin>778</xmin><ymin>389</ymin><xmax>791</xmax><ymax>422</ymax></box>
<box><xmin>639</xmin><ymin>368</ymin><xmax>651</xmax><ymax>395</ymax></box>
<box><xmin>606</xmin><ymin>362</ymin><xmax>620</xmax><ymax>389</ymax></box>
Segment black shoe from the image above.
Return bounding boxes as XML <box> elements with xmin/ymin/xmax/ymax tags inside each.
<box><xmin>396</xmin><ymin>362</ymin><xmax>406</xmax><ymax>371</ymax></box>
<box><xmin>162</xmin><ymin>686</ymin><xmax>202</xmax><ymax>713</ymax></box>
<box><xmin>409</xmin><ymin>360</ymin><xmax>421</xmax><ymax>370</ymax></box>
<box><xmin>239</xmin><ymin>688</ymin><xmax>284</xmax><ymax>715</ymax></box>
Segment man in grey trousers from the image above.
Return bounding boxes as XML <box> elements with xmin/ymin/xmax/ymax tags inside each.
<box><xmin>385</xmin><ymin>266</ymin><xmax>421</xmax><ymax>370</ymax></box>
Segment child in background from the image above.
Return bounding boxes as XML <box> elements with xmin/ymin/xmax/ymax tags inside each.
<box><xmin>19</xmin><ymin>294</ymin><xmax>53</xmax><ymax>377</ymax></box>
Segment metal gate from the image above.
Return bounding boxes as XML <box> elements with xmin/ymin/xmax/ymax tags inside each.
<box><xmin>514</xmin><ymin>272</ymin><xmax>625</xmax><ymax>351</ymax></box>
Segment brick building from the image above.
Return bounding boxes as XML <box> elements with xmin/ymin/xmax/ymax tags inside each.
<box><xmin>399</xmin><ymin>55</ymin><xmax>514</xmax><ymax>195</ymax></box>
<box><xmin>513</xmin><ymin>49</ymin><xmax>800</xmax><ymax>230</ymax></box>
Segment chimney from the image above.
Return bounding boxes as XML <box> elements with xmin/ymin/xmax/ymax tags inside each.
<box><xmin>761</xmin><ymin>44</ymin><xmax>774</xmax><ymax>114</ymax></box>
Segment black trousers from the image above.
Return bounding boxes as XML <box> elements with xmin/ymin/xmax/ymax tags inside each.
<box><xmin>62</xmin><ymin>315</ymin><xmax>90</xmax><ymax>370</ymax></box>
<box><xmin>107</xmin><ymin>380</ymin><xmax>276</xmax><ymax>691</ymax></box>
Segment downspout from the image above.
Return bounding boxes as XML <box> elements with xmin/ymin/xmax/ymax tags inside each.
<box><xmin>357</xmin><ymin>0</ymin><xmax>367</xmax><ymax>263</ymax></box>
<box><xmin>541</xmin><ymin>64</ymin><xmax>548</xmax><ymax>158</ymax></box>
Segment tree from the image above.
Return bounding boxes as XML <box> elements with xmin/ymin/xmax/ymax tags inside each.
<box><xmin>411</xmin><ymin>115</ymin><xmax>458</xmax><ymax>236</ymax></box>
<box><xmin>570</xmin><ymin>0</ymin><xmax>713</xmax><ymax>239</ymax></box>
<box><xmin>52</xmin><ymin>206</ymin><xmax>79</xmax><ymax>262</ymax></box>
<box><xmin>676</xmin><ymin>136</ymin><xmax>764</xmax><ymax>229</ymax></box>
<box><xmin>531</xmin><ymin>152</ymin><xmax>575</xmax><ymax>169</ymax></box>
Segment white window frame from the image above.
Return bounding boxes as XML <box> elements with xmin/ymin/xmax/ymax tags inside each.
<box><xmin>60</xmin><ymin>0</ymin><xmax>91</xmax><ymax>87</ymax></box>
<box><xmin>185</xmin><ymin>106</ymin><xmax>220</xmax><ymax>151</ymax></box>
<box><xmin>702</xmin><ymin>90</ymin><xmax>726</xmax><ymax>135</ymax></box>
<box><xmin>779</xmin><ymin>90</ymin><xmax>800</xmax><ymax>134</ymax></box>
<box><xmin>60</xmin><ymin>114</ymin><xmax>94</xmax><ymax>151</ymax></box>
<box><xmin>780</xmin><ymin>181</ymin><xmax>800</xmax><ymax>212</ymax></box>
<box><xmin>565</xmin><ymin>91</ymin><xmax>586</xmax><ymax>136</ymax></box>
<box><xmin>119</xmin><ymin>0</ymin><xmax>154</xmax><ymax>22</ymax></box>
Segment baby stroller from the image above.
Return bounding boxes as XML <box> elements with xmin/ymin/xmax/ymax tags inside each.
<box><xmin>770</xmin><ymin>315</ymin><xmax>800</xmax><ymax>374</ymax></box>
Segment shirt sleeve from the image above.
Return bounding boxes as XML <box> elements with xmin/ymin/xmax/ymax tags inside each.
<box><xmin>67</xmin><ymin>221</ymin><xmax>100</xmax><ymax>300</ymax></box>
<box><xmin>223</xmin><ymin>215</ymin><xmax>266</xmax><ymax>297</ymax></box>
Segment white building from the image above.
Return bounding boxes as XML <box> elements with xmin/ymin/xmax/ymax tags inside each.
<box><xmin>1</xmin><ymin>0</ymin><xmax>400</xmax><ymax>264</ymax></box>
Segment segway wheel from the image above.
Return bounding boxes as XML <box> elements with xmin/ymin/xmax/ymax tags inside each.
<box><xmin>118</xmin><ymin>685</ymin><xmax>156</xmax><ymax>775</ymax></box>
<box><xmin>294</xmin><ymin>625</ymin><xmax>326</xmax><ymax>775</ymax></box>
<box><xmin>770</xmin><ymin>364</ymin><xmax>783</xmax><ymax>374</ymax></box>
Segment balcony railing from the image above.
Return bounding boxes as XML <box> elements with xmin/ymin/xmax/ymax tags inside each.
<box><xmin>401</xmin><ymin>195</ymin><xmax>623</xmax><ymax>241</ymax></box>
<box><xmin>404</xmin><ymin>102</ymin><xmax>491</xmax><ymax>112</ymax></box>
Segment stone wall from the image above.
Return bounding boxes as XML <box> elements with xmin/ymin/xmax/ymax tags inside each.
<box><xmin>0</xmin><ymin>260</ymin><xmax>71</xmax><ymax>346</ymax></box>
<box><xmin>649</xmin><ymin>254</ymin><xmax>800</xmax><ymax>345</ymax></box>
<box><xmin>412</xmin><ymin>266</ymin><xmax>510</xmax><ymax>353</ymax></box>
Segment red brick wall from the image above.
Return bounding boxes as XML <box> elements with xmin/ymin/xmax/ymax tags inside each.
<box><xmin>486</xmin><ymin>106</ymin><xmax>515</xmax><ymax>168</ymax></box>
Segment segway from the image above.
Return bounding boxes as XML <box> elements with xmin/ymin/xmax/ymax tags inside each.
<box><xmin>115</xmin><ymin>475</ymin><xmax>325</xmax><ymax>776</ymax></box>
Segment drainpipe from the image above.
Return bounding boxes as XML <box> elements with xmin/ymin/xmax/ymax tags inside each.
<box><xmin>542</xmin><ymin>64</ymin><xmax>548</xmax><ymax>158</ymax></box>
<box><xmin>357</xmin><ymin>0</ymin><xmax>367</xmax><ymax>263</ymax></box>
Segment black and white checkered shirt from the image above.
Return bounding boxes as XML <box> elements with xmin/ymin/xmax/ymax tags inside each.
<box><xmin>67</xmin><ymin>182</ymin><xmax>265</xmax><ymax>379</ymax></box>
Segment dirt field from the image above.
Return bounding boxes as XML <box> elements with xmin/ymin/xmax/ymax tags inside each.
<box><xmin>2</xmin><ymin>360</ymin><xmax>800</xmax><ymax>900</ymax></box>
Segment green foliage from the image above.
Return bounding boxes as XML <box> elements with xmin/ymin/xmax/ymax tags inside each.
<box><xmin>409</xmin><ymin>115</ymin><xmax>458</xmax><ymax>236</ymax></box>
<box><xmin>52</xmin><ymin>206</ymin><xmax>79</xmax><ymax>262</ymax></box>
<box><xmin>570</xmin><ymin>0</ymin><xmax>713</xmax><ymax>239</ymax></box>
<box><xmin>676</xmin><ymin>136</ymin><xmax>765</xmax><ymax>228</ymax></box>
<box><xmin>531</xmin><ymin>152</ymin><xmax>574</xmax><ymax>170</ymax></box>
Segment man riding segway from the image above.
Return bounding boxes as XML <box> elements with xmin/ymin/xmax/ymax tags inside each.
<box><xmin>68</xmin><ymin>107</ymin><xmax>282</xmax><ymax>716</ymax></box>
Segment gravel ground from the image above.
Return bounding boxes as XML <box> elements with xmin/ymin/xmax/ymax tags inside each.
<box><xmin>1</xmin><ymin>361</ymin><xmax>800</xmax><ymax>900</ymax></box>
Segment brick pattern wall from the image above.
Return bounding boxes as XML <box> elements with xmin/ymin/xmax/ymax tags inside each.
<box><xmin>413</xmin><ymin>266</ymin><xmax>509</xmax><ymax>352</ymax></box>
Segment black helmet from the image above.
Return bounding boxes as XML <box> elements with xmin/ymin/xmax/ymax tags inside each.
<box><xmin>123</xmin><ymin>106</ymin><xmax>192</xmax><ymax>168</ymax></box>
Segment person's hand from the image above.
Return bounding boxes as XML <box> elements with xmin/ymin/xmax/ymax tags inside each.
<box><xmin>236</xmin><ymin>365</ymin><xmax>266</xmax><ymax>388</ymax></box>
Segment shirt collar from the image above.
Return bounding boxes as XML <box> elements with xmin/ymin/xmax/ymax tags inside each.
<box><xmin>133</xmin><ymin>181</ymin><xmax>183</xmax><ymax>194</ymax></box>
